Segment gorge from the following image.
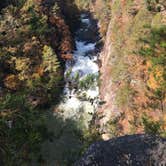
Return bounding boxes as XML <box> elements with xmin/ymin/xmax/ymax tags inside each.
<box><xmin>0</xmin><ymin>0</ymin><xmax>165</xmax><ymax>165</ymax></box>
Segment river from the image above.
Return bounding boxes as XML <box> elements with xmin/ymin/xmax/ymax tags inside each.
<box><xmin>56</xmin><ymin>13</ymin><xmax>100</xmax><ymax>128</ymax></box>
<box><xmin>41</xmin><ymin>13</ymin><xmax>101</xmax><ymax>165</ymax></box>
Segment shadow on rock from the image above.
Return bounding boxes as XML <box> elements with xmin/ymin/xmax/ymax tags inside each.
<box><xmin>76</xmin><ymin>134</ymin><xmax>166</xmax><ymax>166</ymax></box>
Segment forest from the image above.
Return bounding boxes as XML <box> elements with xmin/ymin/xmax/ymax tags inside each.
<box><xmin>0</xmin><ymin>0</ymin><xmax>165</xmax><ymax>165</ymax></box>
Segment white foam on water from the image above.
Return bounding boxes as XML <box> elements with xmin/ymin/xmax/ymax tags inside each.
<box><xmin>68</xmin><ymin>41</ymin><xmax>98</xmax><ymax>78</ymax></box>
<box><xmin>75</xmin><ymin>41</ymin><xmax>96</xmax><ymax>55</ymax></box>
<box><xmin>64</xmin><ymin>97</ymin><xmax>81</xmax><ymax>110</ymax></box>
<box><xmin>57</xmin><ymin>14</ymin><xmax>100</xmax><ymax>122</ymax></box>
<box><xmin>81</xmin><ymin>18</ymin><xmax>90</xmax><ymax>24</ymax></box>
<box><xmin>86</xmin><ymin>87</ymin><xmax>99</xmax><ymax>99</ymax></box>
<box><xmin>81</xmin><ymin>14</ymin><xmax>91</xmax><ymax>25</ymax></box>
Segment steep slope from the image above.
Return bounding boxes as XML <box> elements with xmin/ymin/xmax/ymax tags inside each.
<box><xmin>94</xmin><ymin>0</ymin><xmax>166</xmax><ymax>137</ymax></box>
<box><xmin>0</xmin><ymin>0</ymin><xmax>80</xmax><ymax>164</ymax></box>
<box><xmin>0</xmin><ymin>0</ymin><xmax>166</xmax><ymax>165</ymax></box>
<box><xmin>75</xmin><ymin>0</ymin><xmax>166</xmax><ymax>138</ymax></box>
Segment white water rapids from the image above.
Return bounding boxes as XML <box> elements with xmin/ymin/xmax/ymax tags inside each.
<box><xmin>56</xmin><ymin>14</ymin><xmax>100</xmax><ymax>128</ymax></box>
<box><xmin>41</xmin><ymin>13</ymin><xmax>101</xmax><ymax>164</ymax></box>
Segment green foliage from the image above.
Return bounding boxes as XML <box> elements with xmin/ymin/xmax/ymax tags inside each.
<box><xmin>74</xmin><ymin>0</ymin><xmax>91</xmax><ymax>9</ymax></box>
<box><xmin>41</xmin><ymin>115</ymin><xmax>101</xmax><ymax>166</ymax></box>
<box><xmin>41</xmin><ymin>45</ymin><xmax>62</xmax><ymax>102</ymax></box>
<box><xmin>22</xmin><ymin>0</ymin><xmax>35</xmax><ymax>11</ymax></box>
<box><xmin>0</xmin><ymin>0</ymin><xmax>102</xmax><ymax>165</ymax></box>
<box><xmin>29</xmin><ymin>9</ymin><xmax>50</xmax><ymax>36</ymax></box>
<box><xmin>140</xmin><ymin>25</ymin><xmax>166</xmax><ymax>110</ymax></box>
<box><xmin>0</xmin><ymin>93</ymin><xmax>26</xmax><ymax>110</ymax></box>
<box><xmin>0</xmin><ymin>93</ymin><xmax>49</xmax><ymax>165</ymax></box>
<box><xmin>79</xmin><ymin>74</ymin><xmax>98</xmax><ymax>90</ymax></box>
<box><xmin>108</xmin><ymin>117</ymin><xmax>120</xmax><ymax>137</ymax></box>
<box><xmin>116</xmin><ymin>83</ymin><xmax>133</xmax><ymax>108</ymax></box>
<box><xmin>145</xmin><ymin>0</ymin><xmax>165</xmax><ymax>12</ymax></box>
<box><xmin>0</xmin><ymin>0</ymin><xmax>65</xmax><ymax>164</ymax></box>
<box><xmin>142</xmin><ymin>115</ymin><xmax>161</xmax><ymax>135</ymax></box>
<box><xmin>42</xmin><ymin>45</ymin><xmax>60</xmax><ymax>73</ymax></box>
<box><xmin>140</xmin><ymin>26</ymin><xmax>166</xmax><ymax>62</ymax></box>
<box><xmin>23</xmin><ymin>45</ymin><xmax>63</xmax><ymax>106</ymax></box>
<box><xmin>52</xmin><ymin>2</ymin><xmax>60</xmax><ymax>15</ymax></box>
<box><xmin>81</xmin><ymin>127</ymin><xmax>101</xmax><ymax>154</ymax></box>
<box><xmin>0</xmin><ymin>0</ymin><xmax>26</xmax><ymax>9</ymax></box>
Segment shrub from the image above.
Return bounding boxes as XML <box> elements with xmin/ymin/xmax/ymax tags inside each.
<box><xmin>79</xmin><ymin>74</ymin><xmax>98</xmax><ymax>90</ymax></box>
<box><xmin>145</xmin><ymin>0</ymin><xmax>164</xmax><ymax>12</ymax></box>
<box><xmin>142</xmin><ymin>115</ymin><xmax>161</xmax><ymax>135</ymax></box>
<box><xmin>116</xmin><ymin>83</ymin><xmax>133</xmax><ymax>108</ymax></box>
<box><xmin>29</xmin><ymin>8</ymin><xmax>50</xmax><ymax>36</ymax></box>
<box><xmin>42</xmin><ymin>45</ymin><xmax>60</xmax><ymax>73</ymax></box>
<box><xmin>139</xmin><ymin>25</ymin><xmax>166</xmax><ymax>111</ymax></box>
<box><xmin>0</xmin><ymin>93</ymin><xmax>49</xmax><ymax>165</ymax></box>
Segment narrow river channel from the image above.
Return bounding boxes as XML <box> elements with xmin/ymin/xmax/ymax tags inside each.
<box><xmin>57</xmin><ymin>13</ymin><xmax>100</xmax><ymax>128</ymax></box>
<box><xmin>42</xmin><ymin>13</ymin><xmax>101</xmax><ymax>165</ymax></box>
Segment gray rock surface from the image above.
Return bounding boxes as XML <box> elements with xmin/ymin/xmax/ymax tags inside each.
<box><xmin>76</xmin><ymin>134</ymin><xmax>166</xmax><ymax>166</ymax></box>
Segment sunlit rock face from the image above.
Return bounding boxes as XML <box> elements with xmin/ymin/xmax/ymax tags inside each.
<box><xmin>95</xmin><ymin>0</ymin><xmax>166</xmax><ymax>136</ymax></box>
<box><xmin>76</xmin><ymin>134</ymin><xmax>166</xmax><ymax>166</ymax></box>
<box><xmin>56</xmin><ymin>13</ymin><xmax>100</xmax><ymax>128</ymax></box>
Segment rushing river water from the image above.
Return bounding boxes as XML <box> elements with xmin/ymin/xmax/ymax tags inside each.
<box><xmin>42</xmin><ymin>13</ymin><xmax>101</xmax><ymax>165</ymax></box>
<box><xmin>56</xmin><ymin>13</ymin><xmax>100</xmax><ymax>128</ymax></box>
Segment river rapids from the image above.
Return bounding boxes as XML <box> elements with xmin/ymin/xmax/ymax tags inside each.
<box><xmin>56</xmin><ymin>13</ymin><xmax>100</xmax><ymax>128</ymax></box>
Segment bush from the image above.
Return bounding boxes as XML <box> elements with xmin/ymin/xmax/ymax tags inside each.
<box><xmin>139</xmin><ymin>25</ymin><xmax>166</xmax><ymax>111</ymax></box>
<box><xmin>0</xmin><ymin>93</ymin><xmax>49</xmax><ymax>165</ymax></box>
<box><xmin>142</xmin><ymin>115</ymin><xmax>161</xmax><ymax>135</ymax></box>
<box><xmin>145</xmin><ymin>0</ymin><xmax>164</xmax><ymax>12</ymax></box>
<box><xmin>79</xmin><ymin>74</ymin><xmax>98</xmax><ymax>90</ymax></box>
<box><xmin>0</xmin><ymin>0</ymin><xmax>26</xmax><ymax>9</ymax></box>
<box><xmin>29</xmin><ymin>8</ymin><xmax>50</xmax><ymax>36</ymax></box>
<box><xmin>116</xmin><ymin>83</ymin><xmax>133</xmax><ymax>108</ymax></box>
<box><xmin>42</xmin><ymin>45</ymin><xmax>60</xmax><ymax>73</ymax></box>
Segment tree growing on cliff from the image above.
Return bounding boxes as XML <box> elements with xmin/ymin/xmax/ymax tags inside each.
<box><xmin>145</xmin><ymin>0</ymin><xmax>166</xmax><ymax>12</ymax></box>
<box><xmin>140</xmin><ymin>25</ymin><xmax>166</xmax><ymax>112</ymax></box>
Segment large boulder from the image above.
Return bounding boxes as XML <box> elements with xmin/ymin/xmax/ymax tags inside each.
<box><xmin>76</xmin><ymin>134</ymin><xmax>166</xmax><ymax>166</ymax></box>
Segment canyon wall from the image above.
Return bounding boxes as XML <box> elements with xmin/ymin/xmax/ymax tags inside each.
<box><xmin>90</xmin><ymin>0</ymin><xmax>166</xmax><ymax>137</ymax></box>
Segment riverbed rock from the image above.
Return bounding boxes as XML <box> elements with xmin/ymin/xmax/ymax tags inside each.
<box><xmin>76</xmin><ymin>134</ymin><xmax>166</xmax><ymax>166</ymax></box>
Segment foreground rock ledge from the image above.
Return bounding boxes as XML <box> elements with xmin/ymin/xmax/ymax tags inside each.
<box><xmin>76</xmin><ymin>134</ymin><xmax>166</xmax><ymax>166</ymax></box>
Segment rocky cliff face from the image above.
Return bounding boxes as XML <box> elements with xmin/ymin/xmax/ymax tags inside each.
<box><xmin>76</xmin><ymin>134</ymin><xmax>166</xmax><ymax>166</ymax></box>
<box><xmin>95</xmin><ymin>0</ymin><xmax>166</xmax><ymax>137</ymax></box>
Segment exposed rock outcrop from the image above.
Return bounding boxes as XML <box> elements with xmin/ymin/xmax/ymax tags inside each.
<box><xmin>93</xmin><ymin>0</ymin><xmax>166</xmax><ymax>136</ymax></box>
<box><xmin>76</xmin><ymin>134</ymin><xmax>166</xmax><ymax>166</ymax></box>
